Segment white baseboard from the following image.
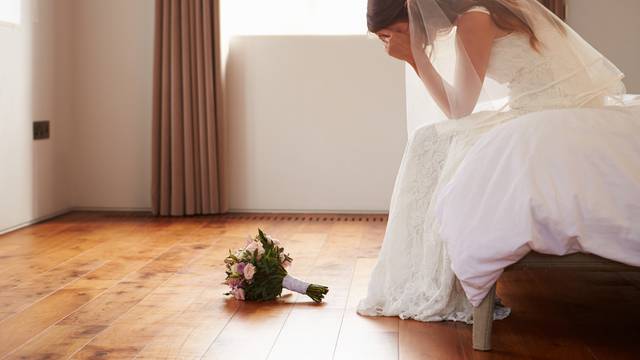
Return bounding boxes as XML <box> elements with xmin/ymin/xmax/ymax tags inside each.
<box><xmin>226</xmin><ymin>208</ymin><xmax>389</xmax><ymax>214</ymax></box>
<box><xmin>0</xmin><ymin>206</ymin><xmax>153</xmax><ymax>236</ymax></box>
<box><xmin>0</xmin><ymin>207</ymin><xmax>386</xmax><ymax>236</ymax></box>
<box><xmin>0</xmin><ymin>207</ymin><xmax>74</xmax><ymax>236</ymax></box>
<box><xmin>71</xmin><ymin>206</ymin><xmax>153</xmax><ymax>213</ymax></box>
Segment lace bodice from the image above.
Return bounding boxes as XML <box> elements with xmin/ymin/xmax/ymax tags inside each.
<box><xmin>466</xmin><ymin>5</ymin><xmax>545</xmax><ymax>87</ymax></box>
<box><xmin>487</xmin><ymin>32</ymin><xmax>543</xmax><ymax>84</ymax></box>
<box><xmin>481</xmin><ymin>7</ymin><xmax>624</xmax><ymax>111</ymax></box>
<box><xmin>486</xmin><ymin>31</ymin><xmax>582</xmax><ymax>111</ymax></box>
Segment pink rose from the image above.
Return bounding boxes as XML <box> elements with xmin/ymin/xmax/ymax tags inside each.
<box><xmin>233</xmin><ymin>287</ymin><xmax>245</xmax><ymax>301</ymax></box>
<box><xmin>245</xmin><ymin>240</ymin><xmax>265</xmax><ymax>259</ymax></box>
<box><xmin>256</xmin><ymin>243</ymin><xmax>265</xmax><ymax>258</ymax></box>
<box><xmin>226</xmin><ymin>277</ymin><xmax>240</xmax><ymax>288</ymax></box>
<box><xmin>236</xmin><ymin>262</ymin><xmax>246</xmax><ymax>275</ymax></box>
<box><xmin>267</xmin><ymin>235</ymin><xmax>281</xmax><ymax>246</ymax></box>
<box><xmin>245</xmin><ymin>241</ymin><xmax>258</xmax><ymax>253</ymax></box>
<box><xmin>243</xmin><ymin>263</ymin><xmax>257</xmax><ymax>280</ymax></box>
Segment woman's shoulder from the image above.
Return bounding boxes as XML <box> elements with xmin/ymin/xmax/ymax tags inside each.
<box><xmin>456</xmin><ymin>6</ymin><xmax>494</xmax><ymax>32</ymax></box>
<box><xmin>458</xmin><ymin>5</ymin><xmax>509</xmax><ymax>40</ymax></box>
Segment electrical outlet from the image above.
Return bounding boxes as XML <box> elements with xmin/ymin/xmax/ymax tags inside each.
<box><xmin>33</xmin><ymin>121</ymin><xmax>50</xmax><ymax>140</ymax></box>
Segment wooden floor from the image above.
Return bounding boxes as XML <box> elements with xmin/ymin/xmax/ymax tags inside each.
<box><xmin>0</xmin><ymin>212</ymin><xmax>639</xmax><ymax>360</ymax></box>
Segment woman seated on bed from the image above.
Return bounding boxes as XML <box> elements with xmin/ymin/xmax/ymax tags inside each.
<box><xmin>358</xmin><ymin>0</ymin><xmax>640</xmax><ymax>323</ymax></box>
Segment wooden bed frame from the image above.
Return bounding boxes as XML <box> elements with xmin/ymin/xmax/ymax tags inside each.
<box><xmin>472</xmin><ymin>252</ymin><xmax>638</xmax><ymax>351</ymax></box>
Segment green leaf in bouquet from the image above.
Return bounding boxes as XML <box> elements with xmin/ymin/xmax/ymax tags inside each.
<box><xmin>244</xmin><ymin>256</ymin><xmax>288</xmax><ymax>301</ymax></box>
<box><xmin>258</xmin><ymin>228</ymin><xmax>267</xmax><ymax>241</ymax></box>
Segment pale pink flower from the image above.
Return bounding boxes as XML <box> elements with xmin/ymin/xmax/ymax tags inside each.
<box><xmin>233</xmin><ymin>287</ymin><xmax>245</xmax><ymax>300</ymax></box>
<box><xmin>245</xmin><ymin>241</ymin><xmax>265</xmax><ymax>259</ymax></box>
<box><xmin>245</xmin><ymin>241</ymin><xmax>258</xmax><ymax>253</ymax></box>
<box><xmin>243</xmin><ymin>263</ymin><xmax>257</xmax><ymax>280</ymax></box>
<box><xmin>236</xmin><ymin>262</ymin><xmax>246</xmax><ymax>275</ymax></box>
<box><xmin>256</xmin><ymin>243</ymin><xmax>265</xmax><ymax>258</ymax></box>
<box><xmin>226</xmin><ymin>277</ymin><xmax>240</xmax><ymax>288</ymax></box>
<box><xmin>266</xmin><ymin>235</ymin><xmax>281</xmax><ymax>246</ymax></box>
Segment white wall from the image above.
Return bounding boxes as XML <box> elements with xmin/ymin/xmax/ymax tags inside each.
<box><xmin>4</xmin><ymin>1</ymin><xmax>639</xmax><ymax>230</ymax></box>
<box><xmin>2</xmin><ymin>0</ymin><xmax>404</xmax><ymax>224</ymax></box>
<box><xmin>66</xmin><ymin>2</ymin><xmax>405</xmax><ymax>213</ymax></box>
<box><xmin>225</xmin><ymin>36</ymin><xmax>407</xmax><ymax>212</ymax></box>
<box><xmin>69</xmin><ymin>0</ymin><xmax>154</xmax><ymax>210</ymax></box>
<box><xmin>566</xmin><ymin>0</ymin><xmax>640</xmax><ymax>93</ymax></box>
<box><xmin>0</xmin><ymin>0</ymin><xmax>74</xmax><ymax>233</ymax></box>
<box><xmin>0</xmin><ymin>0</ymin><xmax>153</xmax><ymax>232</ymax></box>
<box><xmin>406</xmin><ymin>63</ymin><xmax>453</xmax><ymax>136</ymax></box>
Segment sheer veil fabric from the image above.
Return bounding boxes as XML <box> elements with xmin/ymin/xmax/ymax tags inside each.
<box><xmin>357</xmin><ymin>0</ymin><xmax>627</xmax><ymax>323</ymax></box>
<box><xmin>408</xmin><ymin>0</ymin><xmax>625</xmax><ymax>129</ymax></box>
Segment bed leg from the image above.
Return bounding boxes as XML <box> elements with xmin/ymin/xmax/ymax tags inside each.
<box><xmin>473</xmin><ymin>283</ymin><xmax>496</xmax><ymax>351</ymax></box>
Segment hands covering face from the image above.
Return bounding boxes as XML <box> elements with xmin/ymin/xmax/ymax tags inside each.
<box><xmin>376</xmin><ymin>22</ymin><xmax>415</xmax><ymax>66</ymax></box>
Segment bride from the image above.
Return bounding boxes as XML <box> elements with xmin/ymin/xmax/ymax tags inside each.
<box><xmin>357</xmin><ymin>0</ymin><xmax>633</xmax><ymax>323</ymax></box>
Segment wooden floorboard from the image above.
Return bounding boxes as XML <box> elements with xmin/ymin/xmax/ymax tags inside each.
<box><xmin>0</xmin><ymin>212</ymin><xmax>638</xmax><ymax>359</ymax></box>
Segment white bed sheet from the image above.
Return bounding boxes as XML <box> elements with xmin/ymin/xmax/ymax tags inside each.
<box><xmin>435</xmin><ymin>103</ymin><xmax>640</xmax><ymax>306</ymax></box>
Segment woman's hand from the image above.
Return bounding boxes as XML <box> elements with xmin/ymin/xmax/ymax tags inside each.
<box><xmin>377</xmin><ymin>29</ymin><xmax>417</xmax><ymax>69</ymax></box>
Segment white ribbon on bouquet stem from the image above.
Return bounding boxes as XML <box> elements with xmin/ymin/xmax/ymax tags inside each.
<box><xmin>282</xmin><ymin>275</ymin><xmax>310</xmax><ymax>294</ymax></box>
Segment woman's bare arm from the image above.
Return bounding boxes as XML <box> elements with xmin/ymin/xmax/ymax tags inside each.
<box><xmin>381</xmin><ymin>12</ymin><xmax>498</xmax><ymax>119</ymax></box>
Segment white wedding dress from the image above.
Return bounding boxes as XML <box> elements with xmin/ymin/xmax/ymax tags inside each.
<box><xmin>357</xmin><ymin>6</ymin><xmax>628</xmax><ymax>323</ymax></box>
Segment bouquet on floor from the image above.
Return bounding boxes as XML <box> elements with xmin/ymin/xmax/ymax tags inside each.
<box><xmin>224</xmin><ymin>229</ymin><xmax>329</xmax><ymax>302</ymax></box>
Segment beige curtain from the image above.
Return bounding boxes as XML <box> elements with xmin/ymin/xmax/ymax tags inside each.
<box><xmin>152</xmin><ymin>0</ymin><xmax>226</xmax><ymax>216</ymax></box>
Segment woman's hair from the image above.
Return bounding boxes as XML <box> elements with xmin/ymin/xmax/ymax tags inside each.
<box><xmin>368</xmin><ymin>0</ymin><xmax>564</xmax><ymax>52</ymax></box>
<box><xmin>427</xmin><ymin>0</ymin><xmax>546</xmax><ymax>51</ymax></box>
<box><xmin>367</xmin><ymin>0</ymin><xmax>409</xmax><ymax>33</ymax></box>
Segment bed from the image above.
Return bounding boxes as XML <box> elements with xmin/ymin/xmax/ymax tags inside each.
<box><xmin>472</xmin><ymin>252</ymin><xmax>639</xmax><ymax>351</ymax></box>
<box><xmin>432</xmin><ymin>101</ymin><xmax>640</xmax><ymax>351</ymax></box>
